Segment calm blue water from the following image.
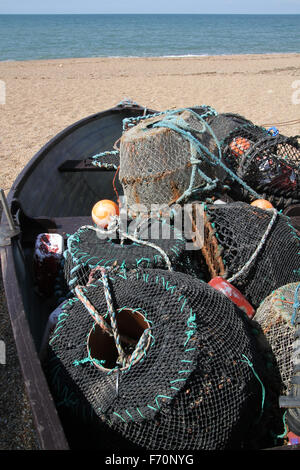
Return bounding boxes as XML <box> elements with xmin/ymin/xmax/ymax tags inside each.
<box><xmin>0</xmin><ymin>14</ymin><xmax>300</xmax><ymax>61</ymax></box>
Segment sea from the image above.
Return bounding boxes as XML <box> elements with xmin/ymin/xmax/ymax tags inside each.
<box><xmin>0</xmin><ymin>14</ymin><xmax>300</xmax><ymax>61</ymax></box>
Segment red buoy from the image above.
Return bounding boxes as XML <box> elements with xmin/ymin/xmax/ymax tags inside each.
<box><xmin>208</xmin><ymin>277</ymin><xmax>255</xmax><ymax>319</ymax></box>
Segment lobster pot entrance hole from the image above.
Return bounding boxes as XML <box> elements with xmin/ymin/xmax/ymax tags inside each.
<box><xmin>88</xmin><ymin>308</ymin><xmax>150</xmax><ymax>371</ymax></box>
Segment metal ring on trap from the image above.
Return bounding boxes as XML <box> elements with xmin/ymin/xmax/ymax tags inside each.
<box><xmin>47</xmin><ymin>268</ymin><xmax>268</xmax><ymax>450</ymax></box>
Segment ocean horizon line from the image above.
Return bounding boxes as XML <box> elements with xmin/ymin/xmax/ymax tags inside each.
<box><xmin>1</xmin><ymin>13</ymin><xmax>300</xmax><ymax>15</ymax></box>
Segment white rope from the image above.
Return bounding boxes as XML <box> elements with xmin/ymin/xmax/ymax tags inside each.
<box><xmin>84</xmin><ymin>216</ymin><xmax>173</xmax><ymax>271</ymax></box>
<box><xmin>118</xmin><ymin>228</ymin><xmax>173</xmax><ymax>271</ymax></box>
<box><xmin>227</xmin><ymin>208</ymin><xmax>278</xmax><ymax>283</ymax></box>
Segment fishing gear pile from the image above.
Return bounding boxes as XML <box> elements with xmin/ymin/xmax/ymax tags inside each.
<box><xmin>212</xmin><ymin>115</ymin><xmax>300</xmax><ymax>211</ymax></box>
<box><xmin>47</xmin><ymin>268</ymin><xmax>269</xmax><ymax>450</ymax></box>
<box><xmin>42</xmin><ymin>103</ymin><xmax>300</xmax><ymax>450</ymax></box>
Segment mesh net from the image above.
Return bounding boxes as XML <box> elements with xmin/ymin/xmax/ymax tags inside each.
<box><xmin>63</xmin><ymin>220</ymin><xmax>203</xmax><ymax>290</ymax></box>
<box><xmin>200</xmin><ymin>113</ymin><xmax>255</xmax><ymax>158</ymax></box>
<box><xmin>46</xmin><ymin>267</ymin><xmax>276</xmax><ymax>450</ymax></box>
<box><xmin>253</xmin><ymin>283</ymin><xmax>299</xmax><ymax>395</ymax></box>
<box><xmin>286</xmin><ymin>320</ymin><xmax>300</xmax><ymax>435</ymax></box>
<box><xmin>213</xmin><ymin>118</ymin><xmax>300</xmax><ymax>210</ymax></box>
<box><xmin>119</xmin><ymin>108</ymin><xmax>227</xmax><ymax>214</ymax></box>
<box><xmin>205</xmin><ymin>202</ymin><xmax>300</xmax><ymax>308</ymax></box>
<box><xmin>254</xmin><ymin>283</ymin><xmax>300</xmax><ymax>436</ymax></box>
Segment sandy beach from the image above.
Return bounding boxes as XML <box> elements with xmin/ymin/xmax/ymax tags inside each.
<box><xmin>0</xmin><ymin>52</ymin><xmax>300</xmax><ymax>449</ymax></box>
<box><xmin>1</xmin><ymin>53</ymin><xmax>300</xmax><ymax>192</ymax></box>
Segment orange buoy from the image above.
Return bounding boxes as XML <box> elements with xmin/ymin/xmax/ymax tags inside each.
<box><xmin>92</xmin><ymin>199</ymin><xmax>119</xmax><ymax>228</ymax></box>
<box><xmin>229</xmin><ymin>136</ymin><xmax>251</xmax><ymax>157</ymax></box>
<box><xmin>250</xmin><ymin>199</ymin><xmax>274</xmax><ymax>210</ymax></box>
<box><xmin>208</xmin><ymin>276</ymin><xmax>255</xmax><ymax>319</ymax></box>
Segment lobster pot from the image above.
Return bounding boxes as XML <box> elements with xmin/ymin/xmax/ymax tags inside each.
<box><xmin>254</xmin><ymin>283</ymin><xmax>299</xmax><ymax>394</ymax></box>
<box><xmin>47</xmin><ymin>268</ymin><xmax>269</xmax><ymax>450</ymax></box>
<box><xmin>199</xmin><ymin>113</ymin><xmax>254</xmax><ymax>158</ymax></box>
<box><xmin>205</xmin><ymin>202</ymin><xmax>300</xmax><ymax>308</ymax></box>
<box><xmin>220</xmin><ymin>124</ymin><xmax>300</xmax><ymax>210</ymax></box>
<box><xmin>119</xmin><ymin>109</ymin><xmax>226</xmax><ymax>215</ymax></box>
<box><xmin>63</xmin><ymin>220</ymin><xmax>202</xmax><ymax>290</ymax></box>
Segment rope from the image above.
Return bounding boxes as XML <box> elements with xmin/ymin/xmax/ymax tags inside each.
<box><xmin>291</xmin><ymin>283</ymin><xmax>300</xmax><ymax>326</ymax></box>
<box><xmin>118</xmin><ymin>227</ymin><xmax>173</xmax><ymax>271</ymax></box>
<box><xmin>227</xmin><ymin>208</ymin><xmax>278</xmax><ymax>283</ymax></box>
<box><xmin>112</xmin><ymin>165</ymin><xmax>120</xmax><ymax>205</ymax></box>
<box><xmin>75</xmin><ymin>265</ymin><xmax>153</xmax><ymax>370</ymax></box>
<box><xmin>98</xmin><ymin>267</ymin><xmax>126</xmax><ymax>367</ymax></box>
<box><xmin>76</xmin><ymin>219</ymin><xmax>174</xmax><ymax>272</ymax></box>
<box><xmin>91</xmin><ymin>149</ymin><xmax>119</xmax><ymax>170</ymax></box>
<box><xmin>122</xmin><ymin>104</ymin><xmax>218</xmax><ymax>132</ymax></box>
<box><xmin>74</xmin><ymin>284</ymin><xmax>111</xmax><ymax>333</ymax></box>
<box><xmin>151</xmin><ymin>108</ymin><xmax>261</xmax><ymax>201</ymax></box>
<box><xmin>240</xmin><ymin>354</ymin><xmax>265</xmax><ymax>423</ymax></box>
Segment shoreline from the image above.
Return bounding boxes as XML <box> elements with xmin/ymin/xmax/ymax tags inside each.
<box><xmin>1</xmin><ymin>51</ymin><xmax>300</xmax><ymax>63</ymax></box>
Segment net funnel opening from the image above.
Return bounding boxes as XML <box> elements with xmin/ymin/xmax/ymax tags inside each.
<box><xmin>88</xmin><ymin>308</ymin><xmax>151</xmax><ymax>371</ymax></box>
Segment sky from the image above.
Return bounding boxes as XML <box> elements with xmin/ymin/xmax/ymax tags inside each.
<box><xmin>0</xmin><ymin>0</ymin><xmax>300</xmax><ymax>14</ymax></box>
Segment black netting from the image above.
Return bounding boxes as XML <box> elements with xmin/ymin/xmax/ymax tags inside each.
<box><xmin>63</xmin><ymin>220</ymin><xmax>203</xmax><ymax>290</ymax></box>
<box><xmin>46</xmin><ymin>268</ymin><xmax>277</xmax><ymax>450</ymax></box>
<box><xmin>200</xmin><ymin>113</ymin><xmax>255</xmax><ymax>158</ymax></box>
<box><xmin>205</xmin><ymin>202</ymin><xmax>300</xmax><ymax>308</ymax></box>
<box><xmin>221</xmin><ymin>124</ymin><xmax>299</xmax><ymax>210</ymax></box>
<box><xmin>197</xmin><ymin>113</ymin><xmax>300</xmax><ymax>210</ymax></box>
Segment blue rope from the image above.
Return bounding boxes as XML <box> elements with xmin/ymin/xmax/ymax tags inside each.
<box><xmin>91</xmin><ymin>150</ymin><xmax>119</xmax><ymax>170</ymax></box>
<box><xmin>240</xmin><ymin>354</ymin><xmax>265</xmax><ymax>422</ymax></box>
<box><xmin>150</xmin><ymin>108</ymin><xmax>261</xmax><ymax>201</ymax></box>
<box><xmin>291</xmin><ymin>283</ymin><xmax>300</xmax><ymax>326</ymax></box>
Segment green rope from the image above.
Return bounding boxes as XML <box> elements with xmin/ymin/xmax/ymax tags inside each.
<box><xmin>240</xmin><ymin>354</ymin><xmax>265</xmax><ymax>422</ymax></box>
<box><xmin>151</xmin><ymin>108</ymin><xmax>261</xmax><ymax>201</ymax></box>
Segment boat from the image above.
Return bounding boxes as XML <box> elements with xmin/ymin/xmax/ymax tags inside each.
<box><xmin>1</xmin><ymin>101</ymin><xmax>299</xmax><ymax>451</ymax></box>
<box><xmin>0</xmin><ymin>101</ymin><xmax>159</xmax><ymax>450</ymax></box>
